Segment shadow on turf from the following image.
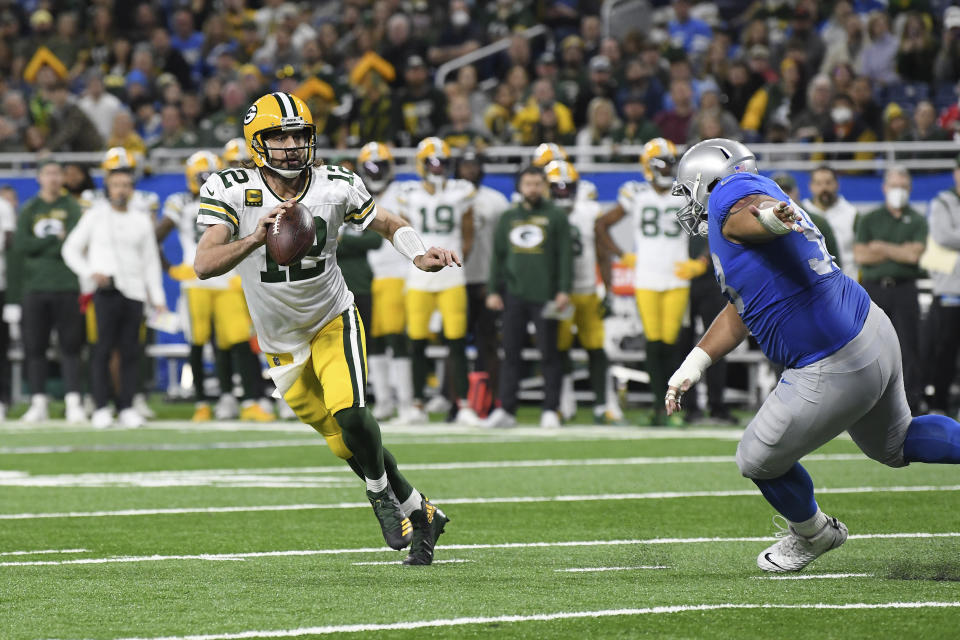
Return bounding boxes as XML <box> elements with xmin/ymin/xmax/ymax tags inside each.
<box><xmin>884</xmin><ymin>560</ymin><xmax>960</xmax><ymax>582</ymax></box>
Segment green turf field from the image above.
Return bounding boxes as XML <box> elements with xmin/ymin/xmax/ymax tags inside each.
<box><xmin>1</xmin><ymin>411</ymin><xmax>959</xmax><ymax>639</ymax></box>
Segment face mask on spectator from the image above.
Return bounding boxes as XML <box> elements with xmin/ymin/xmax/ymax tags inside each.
<box><xmin>831</xmin><ymin>106</ymin><xmax>853</xmax><ymax>124</ymax></box>
<box><xmin>885</xmin><ymin>187</ymin><xmax>909</xmax><ymax>210</ymax></box>
<box><xmin>451</xmin><ymin>10</ymin><xmax>469</xmax><ymax>27</ymax></box>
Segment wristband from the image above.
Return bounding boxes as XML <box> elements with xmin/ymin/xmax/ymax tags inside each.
<box><xmin>667</xmin><ymin>347</ymin><xmax>713</xmax><ymax>390</ymax></box>
<box><xmin>393</xmin><ymin>225</ymin><xmax>426</xmax><ymax>261</ymax></box>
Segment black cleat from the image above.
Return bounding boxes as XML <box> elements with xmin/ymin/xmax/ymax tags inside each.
<box><xmin>367</xmin><ymin>489</ymin><xmax>413</xmax><ymax>550</ymax></box>
<box><xmin>403</xmin><ymin>496</ymin><xmax>449</xmax><ymax>566</ymax></box>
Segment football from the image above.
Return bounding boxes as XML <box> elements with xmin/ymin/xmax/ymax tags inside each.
<box><xmin>266</xmin><ymin>202</ymin><xmax>315</xmax><ymax>266</ymax></box>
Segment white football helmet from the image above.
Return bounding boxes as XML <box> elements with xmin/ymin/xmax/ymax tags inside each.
<box><xmin>672</xmin><ymin>138</ymin><xmax>757</xmax><ymax>236</ymax></box>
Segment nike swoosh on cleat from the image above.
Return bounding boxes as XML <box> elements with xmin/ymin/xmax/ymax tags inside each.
<box><xmin>763</xmin><ymin>553</ymin><xmax>787</xmax><ymax>571</ymax></box>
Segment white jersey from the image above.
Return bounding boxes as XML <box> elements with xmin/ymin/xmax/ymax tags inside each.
<box><xmin>567</xmin><ymin>199</ymin><xmax>603</xmax><ymax>294</ymax></box>
<box><xmin>620</xmin><ymin>181</ymin><xmax>689</xmax><ymax>291</ymax></box>
<box><xmin>464</xmin><ymin>185</ymin><xmax>509</xmax><ymax>285</ymax></box>
<box><xmin>163</xmin><ymin>191</ymin><xmax>234</xmax><ymax>289</ymax></box>
<box><xmin>0</xmin><ymin>197</ymin><xmax>15</xmax><ymax>290</ymax></box>
<box><xmin>397</xmin><ymin>179</ymin><xmax>475</xmax><ymax>292</ymax></box>
<box><xmin>80</xmin><ymin>188</ymin><xmax>159</xmax><ymax>218</ymax></box>
<box><xmin>196</xmin><ymin>165</ymin><xmax>376</xmax><ymax>392</ymax></box>
<box><xmin>367</xmin><ymin>181</ymin><xmax>410</xmax><ymax>280</ymax></box>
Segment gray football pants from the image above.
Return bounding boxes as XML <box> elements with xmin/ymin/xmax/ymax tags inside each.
<box><xmin>737</xmin><ymin>302</ymin><xmax>913</xmax><ymax>480</ymax></box>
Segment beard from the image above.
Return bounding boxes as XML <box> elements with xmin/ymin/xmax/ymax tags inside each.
<box><xmin>816</xmin><ymin>191</ymin><xmax>838</xmax><ymax>208</ymax></box>
<box><xmin>523</xmin><ymin>194</ymin><xmax>542</xmax><ymax>208</ymax></box>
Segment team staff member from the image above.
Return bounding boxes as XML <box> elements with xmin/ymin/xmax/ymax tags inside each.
<box><xmin>63</xmin><ymin>168</ymin><xmax>167</xmax><ymax>429</ymax></box>
<box><xmin>17</xmin><ymin>161</ymin><xmax>86</xmax><ymax>423</ymax></box>
<box><xmin>853</xmin><ymin>166</ymin><xmax>926</xmax><ymax>412</ymax></box>
<box><xmin>483</xmin><ymin>166</ymin><xmax>572</xmax><ymax>429</ymax></box>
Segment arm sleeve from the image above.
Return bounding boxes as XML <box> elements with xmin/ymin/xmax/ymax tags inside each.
<box><xmin>342</xmin><ymin>171</ymin><xmax>378</xmax><ymax>230</ymax></box>
<box><xmin>196</xmin><ymin>174</ymin><xmax>240</xmax><ymax>237</ymax></box>
<box><xmin>555</xmin><ymin>210</ymin><xmax>573</xmax><ymax>294</ymax></box>
<box><xmin>929</xmin><ymin>197</ymin><xmax>960</xmax><ymax>251</ymax></box>
<box><xmin>60</xmin><ymin>209</ymin><xmax>95</xmax><ymax>280</ymax></box>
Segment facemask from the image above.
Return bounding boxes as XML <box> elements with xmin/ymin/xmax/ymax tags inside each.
<box><xmin>885</xmin><ymin>187</ymin><xmax>909</xmax><ymax>210</ymax></box>
<box><xmin>831</xmin><ymin>107</ymin><xmax>853</xmax><ymax>124</ymax></box>
<box><xmin>451</xmin><ymin>10</ymin><xmax>469</xmax><ymax>27</ymax></box>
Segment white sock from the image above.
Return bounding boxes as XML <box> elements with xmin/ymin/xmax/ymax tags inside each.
<box><xmin>791</xmin><ymin>509</ymin><xmax>828</xmax><ymax>537</ymax></box>
<box><xmin>365</xmin><ymin>472</ymin><xmax>388</xmax><ymax>493</ymax></box>
<box><xmin>392</xmin><ymin>357</ymin><xmax>414</xmax><ymax>408</ymax></box>
<box><xmin>399</xmin><ymin>488</ymin><xmax>423</xmax><ymax>516</ymax></box>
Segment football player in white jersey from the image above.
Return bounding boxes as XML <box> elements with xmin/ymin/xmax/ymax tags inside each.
<box><xmin>193</xmin><ymin>92</ymin><xmax>455</xmax><ymax>565</ymax></box>
<box><xmin>396</xmin><ymin>137</ymin><xmax>478</xmax><ymax>425</ymax></box>
<box><xmin>157</xmin><ymin>151</ymin><xmax>272</xmax><ymax>423</ymax></box>
<box><xmin>596</xmin><ymin>138</ymin><xmax>690</xmax><ymax>426</ymax></box>
<box><xmin>455</xmin><ymin>147</ymin><xmax>508</xmax><ymax>414</ymax></box>
<box><xmin>356</xmin><ymin>142</ymin><xmax>420</xmax><ymax>423</ymax></box>
<box><xmin>545</xmin><ymin>160</ymin><xmax>614</xmax><ymax>424</ymax></box>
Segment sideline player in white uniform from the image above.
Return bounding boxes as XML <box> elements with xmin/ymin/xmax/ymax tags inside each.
<box><xmin>546</xmin><ymin>160</ymin><xmax>613</xmax><ymax>424</ymax></box>
<box><xmin>396</xmin><ymin>137</ymin><xmax>477</xmax><ymax>425</ymax></box>
<box><xmin>356</xmin><ymin>142</ymin><xmax>420</xmax><ymax>423</ymax></box>
<box><xmin>193</xmin><ymin>91</ymin><xmax>454</xmax><ymax>565</ymax></box>
<box><xmin>596</xmin><ymin>138</ymin><xmax>689</xmax><ymax>426</ymax></box>
<box><xmin>157</xmin><ymin>151</ymin><xmax>272</xmax><ymax>423</ymax></box>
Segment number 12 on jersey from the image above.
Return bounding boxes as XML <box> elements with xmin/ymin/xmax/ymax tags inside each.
<box><xmin>260</xmin><ymin>216</ymin><xmax>329</xmax><ymax>283</ymax></box>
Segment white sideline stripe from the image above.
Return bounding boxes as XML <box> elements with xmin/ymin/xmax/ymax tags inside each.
<box><xmin>49</xmin><ymin>602</ymin><xmax>960</xmax><ymax>640</ymax></box>
<box><xmin>755</xmin><ymin>573</ymin><xmax>874</xmax><ymax>580</ymax></box>
<box><xmin>0</xmin><ymin>548</ymin><xmax>88</xmax><ymax>556</ymax></box>
<box><xmin>351</xmin><ymin>559</ymin><xmax>471</xmax><ymax>566</ymax></box>
<box><xmin>3</xmin><ymin>484</ymin><xmax>959</xmax><ymax>520</ymax></box>
<box><xmin>4</xmin><ymin>532</ymin><xmax>958</xmax><ymax>567</ymax></box>
<box><xmin>554</xmin><ymin>566</ymin><xmax>670</xmax><ymax>573</ymax></box>
<box><xmin>0</xmin><ymin>453</ymin><xmax>868</xmax><ymax>488</ymax></box>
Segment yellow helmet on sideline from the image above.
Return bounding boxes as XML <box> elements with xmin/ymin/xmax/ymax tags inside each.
<box><xmin>222</xmin><ymin>137</ymin><xmax>250</xmax><ymax>167</ymax></box>
<box><xmin>532</xmin><ymin>143</ymin><xmax>570</xmax><ymax>168</ymax></box>
<box><xmin>185</xmin><ymin>151</ymin><xmax>223</xmax><ymax>195</ymax></box>
<box><xmin>357</xmin><ymin>141</ymin><xmax>394</xmax><ymax>194</ymax></box>
<box><xmin>415</xmin><ymin>137</ymin><xmax>451</xmax><ymax>183</ymax></box>
<box><xmin>640</xmin><ymin>137</ymin><xmax>679</xmax><ymax>189</ymax></box>
<box><xmin>544</xmin><ymin>159</ymin><xmax>579</xmax><ymax>206</ymax></box>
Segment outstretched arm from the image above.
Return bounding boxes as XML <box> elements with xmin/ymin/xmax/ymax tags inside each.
<box><xmin>367</xmin><ymin>206</ymin><xmax>461</xmax><ymax>272</ymax></box>
<box><xmin>722</xmin><ymin>195</ymin><xmax>803</xmax><ymax>244</ymax></box>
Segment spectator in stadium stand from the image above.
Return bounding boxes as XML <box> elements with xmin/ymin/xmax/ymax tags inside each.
<box><xmin>881</xmin><ymin>102</ymin><xmax>910</xmax><ymax>142</ymax></box>
<box><xmin>484</xmin><ymin>83</ymin><xmax>518</xmax><ymax>144</ymax></box>
<box><xmin>573</xmin><ymin>55</ymin><xmax>617</xmax><ymax>126</ymax></box>
<box><xmin>813</xmin><ymin>93</ymin><xmax>878</xmax><ymax>165</ymax></box>
<box><xmin>494</xmin><ymin>34</ymin><xmax>533</xmax><ymax>82</ymax></box>
<box><xmin>77</xmin><ymin>73</ymin><xmax>124</xmax><ymax>144</ymax></box>
<box><xmin>701</xmin><ymin>31</ymin><xmax>732</xmax><ymax>82</ymax></box>
<box><xmin>653</xmin><ymin>79</ymin><xmax>695</xmax><ymax>145</ymax></box>
<box><xmin>62</xmin><ymin>165</ymin><xmax>166</xmax><ymax>429</ymax></box>
<box><xmin>745</xmin><ymin>44</ymin><xmax>778</xmax><ymax>87</ymax></box>
<box><xmin>512</xmin><ymin>79</ymin><xmax>576</xmax><ymax>145</ymax></box>
<box><xmin>687</xmin><ymin>83</ymin><xmax>742</xmax><ymax>144</ymax></box>
<box><xmin>236</xmin><ymin>20</ymin><xmax>263</xmax><ymax>65</ymax></box>
<box><xmin>379</xmin><ymin>13</ymin><xmax>424</xmax><ymax>87</ymax></box>
<box><xmin>483</xmin><ymin>166</ymin><xmax>571</xmax><ymax>430</ymax></box>
<box><xmin>853</xmin><ymin>166</ymin><xmax>926</xmax><ymax>412</ymax></box>
<box><xmin>252</xmin><ymin>21</ymin><xmax>300</xmax><ymax>69</ymax></box>
<box><xmin>721</xmin><ymin>60</ymin><xmax>763</xmax><ymax>124</ymax></box>
<box><xmin>41</xmin><ymin>81</ymin><xmax>103</xmax><ymax>152</ymax></box>
<box><xmin>429</xmin><ymin>1</ymin><xmax>482</xmax><ymax>67</ymax></box>
<box><xmin>455</xmin><ymin>66</ymin><xmax>491</xmax><ymax>131</ymax></box>
<box><xmin>150</xmin><ymin>104</ymin><xmax>199</xmax><ymax>150</ymax></box>
<box><xmin>580</xmin><ymin>14</ymin><xmax>603</xmax><ymax>60</ymax></box>
<box><xmin>923</xmin><ymin>154</ymin><xmax>960</xmax><ymax>416</ymax></box>
<box><xmin>131</xmin><ymin>97</ymin><xmax>163</xmax><ymax>148</ymax></box>
<box><xmin>396</xmin><ymin>55</ymin><xmax>448</xmax><ymax>147</ymax></box>
<box><xmin>934</xmin><ymin>6</ymin><xmax>960</xmax><ymax>86</ymax></box>
<box><xmin>860</xmin><ymin>11</ymin><xmax>900</xmax><ymax>87</ymax></box>
<box><xmin>557</xmin><ymin>36</ymin><xmax>587</xmax><ymax>107</ymax></box>
<box><xmin>783</xmin><ymin>1</ymin><xmax>825</xmax><ymax>76</ymax></box>
<box><xmin>534</xmin><ymin>51</ymin><xmax>560</xmax><ymax>89</ymax></box>
<box><xmin>820</xmin><ymin>13</ymin><xmax>866</xmax><ymax>77</ymax></box>
<box><xmin>802</xmin><ymin>165</ymin><xmax>860</xmax><ymax>280</ymax></box>
<box><xmin>910</xmin><ymin>100</ymin><xmax>951</xmax><ymax>143</ymax></box>
<box><xmin>896</xmin><ymin>11</ymin><xmax>937</xmax><ymax>87</ymax></box>
<box><xmin>169</xmin><ymin>9</ymin><xmax>204</xmax><ymax>70</ymax></box>
<box><xmin>482</xmin><ymin>0</ymin><xmax>536</xmax><ymax>41</ymax></box>
<box><xmin>575</xmin><ymin>97</ymin><xmax>620</xmax><ymax>164</ymax></box>
<box><xmin>668</xmin><ymin>0</ymin><xmax>713</xmax><ymax>59</ymax></box>
<box><xmin>1</xmin><ymin>92</ymin><xmax>31</xmax><ymax>151</ymax></box>
<box><xmin>438</xmin><ymin>94</ymin><xmax>491</xmax><ymax>152</ymax></box>
<box><xmin>791</xmin><ymin>74</ymin><xmax>834</xmax><ymax>143</ymax></box>
<box><xmin>199</xmin><ymin>82</ymin><xmax>249</xmax><ymax>147</ymax></box>
<box><xmin>348</xmin><ymin>70</ymin><xmax>400</xmax><ymax>148</ymax></box>
<box><xmin>612</xmin><ymin>90</ymin><xmax>662</xmax><ymax>155</ymax></box>
<box><xmin>16</xmin><ymin>160</ymin><xmax>85</xmax><ymax>424</ymax></box>
<box><xmin>849</xmin><ymin>76</ymin><xmax>883</xmax><ymax>138</ymax></box>
<box><xmin>740</xmin><ymin>57</ymin><xmax>805</xmax><ymax>142</ymax></box>
<box><xmin>939</xmin><ymin>85</ymin><xmax>960</xmax><ymax>141</ymax></box>
<box><xmin>505</xmin><ymin>64</ymin><xmax>531</xmax><ymax>104</ymax></box>
<box><xmin>599</xmin><ymin>37</ymin><xmax>625</xmax><ymax>80</ymax></box>
<box><xmin>617</xmin><ymin>55</ymin><xmax>665</xmax><ymax>121</ymax></box>
<box><xmin>150</xmin><ymin>26</ymin><xmax>194</xmax><ymax>90</ymax></box>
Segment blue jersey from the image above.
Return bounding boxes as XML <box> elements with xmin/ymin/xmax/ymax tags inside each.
<box><xmin>707</xmin><ymin>173</ymin><xmax>870</xmax><ymax>368</ymax></box>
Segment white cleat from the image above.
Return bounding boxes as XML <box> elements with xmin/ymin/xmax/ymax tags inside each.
<box><xmin>91</xmin><ymin>408</ymin><xmax>114</xmax><ymax>429</ymax></box>
<box><xmin>65</xmin><ymin>392</ymin><xmax>87</xmax><ymax>424</ymax></box>
<box><xmin>118</xmin><ymin>407</ymin><xmax>145</xmax><ymax>428</ymax></box>
<box><xmin>540</xmin><ymin>410</ymin><xmax>561</xmax><ymax>429</ymax></box>
<box><xmin>20</xmin><ymin>395</ymin><xmax>49</xmax><ymax>423</ymax></box>
<box><xmin>277</xmin><ymin>399</ymin><xmax>297</xmax><ymax>420</ymax></box>
<box><xmin>559</xmin><ymin>375</ymin><xmax>577</xmax><ymax>421</ymax></box>
<box><xmin>391</xmin><ymin>406</ymin><xmax>429</xmax><ymax>425</ymax></box>
<box><xmin>372</xmin><ymin>402</ymin><xmax>396</xmax><ymax>421</ymax></box>
<box><xmin>424</xmin><ymin>395</ymin><xmax>452</xmax><ymax>414</ymax></box>
<box><xmin>481</xmin><ymin>407</ymin><xmax>516</xmax><ymax>429</ymax></box>
<box><xmin>757</xmin><ymin>515</ymin><xmax>848</xmax><ymax>573</ymax></box>
<box><xmin>454</xmin><ymin>407</ymin><xmax>479</xmax><ymax>426</ymax></box>
<box><xmin>132</xmin><ymin>393</ymin><xmax>155</xmax><ymax>419</ymax></box>
<box><xmin>215</xmin><ymin>393</ymin><xmax>239</xmax><ymax>420</ymax></box>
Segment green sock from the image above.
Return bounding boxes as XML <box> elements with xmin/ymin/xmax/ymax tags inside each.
<box><xmin>410</xmin><ymin>339</ymin><xmax>428</xmax><ymax>403</ymax></box>
<box><xmin>383</xmin><ymin>446</ymin><xmax>413</xmax><ymax>503</ymax></box>
<box><xmin>448</xmin><ymin>338</ymin><xmax>468</xmax><ymax>399</ymax></box>
<box><xmin>335</xmin><ymin>406</ymin><xmax>385</xmax><ymax>480</ymax></box>
<box><xmin>387</xmin><ymin>333</ymin><xmax>409</xmax><ymax>358</ymax></box>
<box><xmin>190</xmin><ymin>345</ymin><xmax>206</xmax><ymax>401</ymax></box>
<box><xmin>231</xmin><ymin>344</ymin><xmax>263</xmax><ymax>401</ymax></box>
<box><xmin>588</xmin><ymin>349</ymin><xmax>607</xmax><ymax>411</ymax></box>
<box><xmin>214</xmin><ymin>346</ymin><xmax>232</xmax><ymax>397</ymax></box>
<box><xmin>646</xmin><ymin>340</ymin><xmax>665</xmax><ymax>411</ymax></box>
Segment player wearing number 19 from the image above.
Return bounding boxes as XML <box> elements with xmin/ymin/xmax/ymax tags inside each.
<box><xmin>193</xmin><ymin>92</ymin><xmax>454</xmax><ymax>565</ymax></box>
<box><xmin>596</xmin><ymin>137</ymin><xmax>689</xmax><ymax>426</ymax></box>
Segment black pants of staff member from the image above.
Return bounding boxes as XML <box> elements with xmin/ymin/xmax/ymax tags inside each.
<box><xmin>863</xmin><ymin>278</ymin><xmax>921</xmax><ymax>412</ymax></box>
<box><xmin>498</xmin><ymin>293</ymin><xmax>561</xmax><ymax>415</ymax></box>
<box><xmin>686</xmin><ymin>274</ymin><xmax>730</xmax><ymax>417</ymax></box>
<box><xmin>21</xmin><ymin>290</ymin><xmax>84</xmax><ymax>396</ymax></box>
<box><xmin>925</xmin><ymin>296</ymin><xmax>960</xmax><ymax>414</ymax></box>
<box><xmin>467</xmin><ymin>282</ymin><xmax>500</xmax><ymax>395</ymax></box>
<box><xmin>91</xmin><ymin>289</ymin><xmax>143</xmax><ymax>411</ymax></box>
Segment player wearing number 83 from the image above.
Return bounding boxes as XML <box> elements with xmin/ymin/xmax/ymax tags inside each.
<box><xmin>666</xmin><ymin>138</ymin><xmax>960</xmax><ymax>573</ymax></box>
<box><xmin>193</xmin><ymin>92</ymin><xmax>454</xmax><ymax>565</ymax></box>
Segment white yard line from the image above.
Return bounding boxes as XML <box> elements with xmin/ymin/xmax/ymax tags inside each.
<box><xmin>3</xmin><ymin>484</ymin><xmax>958</xmax><ymax>520</ymax></box>
<box><xmin>755</xmin><ymin>573</ymin><xmax>875</xmax><ymax>580</ymax></box>
<box><xmin>554</xmin><ymin>566</ymin><xmax>670</xmax><ymax>572</ymax></box>
<box><xmin>45</xmin><ymin>602</ymin><xmax>960</xmax><ymax>640</ymax></box>
<box><xmin>4</xmin><ymin>532</ymin><xmax>958</xmax><ymax>568</ymax></box>
<box><xmin>350</xmin><ymin>559</ymin><xmax>471</xmax><ymax>566</ymax></box>
<box><xmin>0</xmin><ymin>453</ymin><xmax>868</xmax><ymax>488</ymax></box>
<box><xmin>0</xmin><ymin>548</ymin><xmax>88</xmax><ymax>556</ymax></box>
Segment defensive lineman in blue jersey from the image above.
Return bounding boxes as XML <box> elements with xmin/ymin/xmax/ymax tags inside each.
<box><xmin>666</xmin><ymin>139</ymin><xmax>960</xmax><ymax>573</ymax></box>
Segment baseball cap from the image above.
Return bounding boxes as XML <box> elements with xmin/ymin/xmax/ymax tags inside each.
<box><xmin>946</xmin><ymin>6</ymin><xmax>960</xmax><ymax>30</ymax></box>
<box><xmin>749</xmin><ymin>44</ymin><xmax>770</xmax><ymax>59</ymax></box>
<box><xmin>537</xmin><ymin>51</ymin><xmax>557</xmax><ymax>66</ymax></box>
<box><xmin>406</xmin><ymin>54</ymin><xmax>426</xmax><ymax>68</ymax></box>
<box><xmin>589</xmin><ymin>55</ymin><xmax>612</xmax><ymax>72</ymax></box>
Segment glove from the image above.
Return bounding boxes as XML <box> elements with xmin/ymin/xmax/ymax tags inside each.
<box><xmin>674</xmin><ymin>258</ymin><xmax>707</xmax><ymax>280</ymax></box>
<box><xmin>600</xmin><ymin>293</ymin><xmax>614</xmax><ymax>318</ymax></box>
<box><xmin>619</xmin><ymin>253</ymin><xmax>637</xmax><ymax>268</ymax></box>
<box><xmin>168</xmin><ymin>263</ymin><xmax>197</xmax><ymax>282</ymax></box>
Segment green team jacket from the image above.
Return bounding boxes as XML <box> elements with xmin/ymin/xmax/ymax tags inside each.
<box><xmin>9</xmin><ymin>194</ymin><xmax>82</xmax><ymax>301</ymax></box>
<box><xmin>337</xmin><ymin>228</ymin><xmax>382</xmax><ymax>296</ymax></box>
<box><xmin>489</xmin><ymin>199</ymin><xmax>572</xmax><ymax>303</ymax></box>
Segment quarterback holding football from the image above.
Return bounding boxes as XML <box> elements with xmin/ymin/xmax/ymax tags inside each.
<box><xmin>193</xmin><ymin>91</ymin><xmax>454</xmax><ymax>565</ymax></box>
